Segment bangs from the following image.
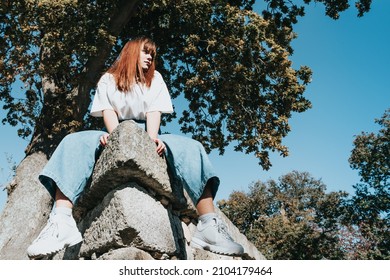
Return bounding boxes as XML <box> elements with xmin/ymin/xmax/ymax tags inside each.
<box><xmin>143</xmin><ymin>40</ymin><xmax>156</xmax><ymax>59</ymax></box>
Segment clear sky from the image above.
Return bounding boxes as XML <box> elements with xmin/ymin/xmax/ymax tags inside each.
<box><xmin>1</xmin><ymin>1</ymin><xmax>389</xmax><ymax>212</ymax></box>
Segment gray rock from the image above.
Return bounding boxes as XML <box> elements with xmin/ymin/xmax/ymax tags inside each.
<box><xmin>75</xmin><ymin>121</ymin><xmax>189</xmax><ymax>219</ymax></box>
<box><xmin>98</xmin><ymin>247</ymin><xmax>154</xmax><ymax>260</ymax></box>
<box><xmin>78</xmin><ymin>183</ymin><xmax>184</xmax><ymax>259</ymax></box>
<box><xmin>0</xmin><ymin>120</ymin><xmax>265</xmax><ymax>261</ymax></box>
<box><xmin>191</xmin><ymin>247</ymin><xmax>242</xmax><ymax>260</ymax></box>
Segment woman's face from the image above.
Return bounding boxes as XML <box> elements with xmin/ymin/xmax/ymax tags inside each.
<box><xmin>140</xmin><ymin>46</ymin><xmax>153</xmax><ymax>71</ymax></box>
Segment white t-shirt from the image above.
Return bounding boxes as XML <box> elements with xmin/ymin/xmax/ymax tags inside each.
<box><xmin>90</xmin><ymin>71</ymin><xmax>174</xmax><ymax>120</ymax></box>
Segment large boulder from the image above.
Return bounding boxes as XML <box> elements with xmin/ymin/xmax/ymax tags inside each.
<box><xmin>0</xmin><ymin>121</ymin><xmax>266</xmax><ymax>260</ymax></box>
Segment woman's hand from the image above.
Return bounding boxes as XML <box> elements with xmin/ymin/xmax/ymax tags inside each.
<box><xmin>100</xmin><ymin>133</ymin><xmax>110</xmax><ymax>147</ymax></box>
<box><xmin>153</xmin><ymin>138</ymin><xmax>166</xmax><ymax>156</ymax></box>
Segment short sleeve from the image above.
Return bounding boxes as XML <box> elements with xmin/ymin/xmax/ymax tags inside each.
<box><xmin>147</xmin><ymin>72</ymin><xmax>174</xmax><ymax>114</ymax></box>
<box><xmin>90</xmin><ymin>73</ymin><xmax>115</xmax><ymax>117</ymax></box>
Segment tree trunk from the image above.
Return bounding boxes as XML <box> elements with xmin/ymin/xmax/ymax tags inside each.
<box><xmin>0</xmin><ymin>0</ymin><xmax>140</xmax><ymax>259</ymax></box>
<box><xmin>0</xmin><ymin>152</ymin><xmax>51</xmax><ymax>259</ymax></box>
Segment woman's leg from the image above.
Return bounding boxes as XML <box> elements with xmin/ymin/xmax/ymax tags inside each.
<box><xmin>55</xmin><ymin>188</ymin><xmax>73</xmax><ymax>209</ymax></box>
<box><xmin>27</xmin><ymin>186</ymin><xmax>82</xmax><ymax>259</ymax></box>
<box><xmin>192</xmin><ymin>185</ymin><xmax>244</xmax><ymax>256</ymax></box>
<box><xmin>159</xmin><ymin>134</ymin><xmax>243</xmax><ymax>255</ymax></box>
<box><xmin>196</xmin><ymin>185</ymin><xmax>215</xmax><ymax>215</ymax></box>
<box><xmin>27</xmin><ymin>131</ymin><xmax>104</xmax><ymax>259</ymax></box>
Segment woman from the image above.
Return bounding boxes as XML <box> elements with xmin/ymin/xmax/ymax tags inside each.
<box><xmin>27</xmin><ymin>37</ymin><xmax>244</xmax><ymax>259</ymax></box>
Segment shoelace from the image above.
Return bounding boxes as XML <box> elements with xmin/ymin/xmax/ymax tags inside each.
<box><xmin>34</xmin><ymin>215</ymin><xmax>59</xmax><ymax>242</ymax></box>
<box><xmin>214</xmin><ymin>218</ymin><xmax>234</xmax><ymax>241</ymax></box>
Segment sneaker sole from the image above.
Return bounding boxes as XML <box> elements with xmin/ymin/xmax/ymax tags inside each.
<box><xmin>191</xmin><ymin>237</ymin><xmax>244</xmax><ymax>256</ymax></box>
<box><xmin>27</xmin><ymin>235</ymin><xmax>83</xmax><ymax>259</ymax></box>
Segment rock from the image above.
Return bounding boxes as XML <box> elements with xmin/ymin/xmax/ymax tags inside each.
<box><xmin>0</xmin><ymin>120</ymin><xmax>266</xmax><ymax>260</ymax></box>
<box><xmin>98</xmin><ymin>247</ymin><xmax>154</xmax><ymax>260</ymax></box>
<box><xmin>78</xmin><ymin>183</ymin><xmax>184</xmax><ymax>259</ymax></box>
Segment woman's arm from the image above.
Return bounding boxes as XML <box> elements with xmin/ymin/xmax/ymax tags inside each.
<box><xmin>103</xmin><ymin>109</ymin><xmax>119</xmax><ymax>133</ymax></box>
<box><xmin>100</xmin><ymin>109</ymin><xmax>119</xmax><ymax>146</ymax></box>
<box><xmin>146</xmin><ymin>111</ymin><xmax>161</xmax><ymax>139</ymax></box>
<box><xmin>146</xmin><ymin>111</ymin><xmax>166</xmax><ymax>156</ymax></box>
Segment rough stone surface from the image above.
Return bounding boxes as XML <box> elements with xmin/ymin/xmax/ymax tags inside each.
<box><xmin>191</xmin><ymin>248</ymin><xmax>243</xmax><ymax>260</ymax></box>
<box><xmin>0</xmin><ymin>152</ymin><xmax>52</xmax><ymax>260</ymax></box>
<box><xmin>97</xmin><ymin>247</ymin><xmax>155</xmax><ymax>260</ymax></box>
<box><xmin>0</xmin><ymin>120</ymin><xmax>266</xmax><ymax>260</ymax></box>
<box><xmin>78</xmin><ymin>183</ymin><xmax>183</xmax><ymax>259</ymax></box>
<box><xmin>75</xmin><ymin>121</ymin><xmax>190</xmax><ymax>219</ymax></box>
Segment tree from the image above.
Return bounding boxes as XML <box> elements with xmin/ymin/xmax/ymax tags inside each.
<box><xmin>0</xmin><ymin>0</ymin><xmax>374</xmax><ymax>258</ymax></box>
<box><xmin>218</xmin><ymin>110</ymin><xmax>390</xmax><ymax>260</ymax></box>
<box><xmin>1</xmin><ymin>0</ymin><xmax>373</xmax><ymax>169</ymax></box>
<box><xmin>219</xmin><ymin>171</ymin><xmax>349</xmax><ymax>259</ymax></box>
<box><xmin>346</xmin><ymin>108</ymin><xmax>390</xmax><ymax>259</ymax></box>
<box><xmin>349</xmin><ymin>108</ymin><xmax>389</xmax><ymax>219</ymax></box>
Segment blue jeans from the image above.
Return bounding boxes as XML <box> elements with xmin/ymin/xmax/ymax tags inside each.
<box><xmin>39</xmin><ymin>126</ymin><xmax>219</xmax><ymax>206</ymax></box>
<box><xmin>160</xmin><ymin>133</ymin><xmax>219</xmax><ymax>204</ymax></box>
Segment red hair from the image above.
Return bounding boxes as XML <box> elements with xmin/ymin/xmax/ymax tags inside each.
<box><xmin>107</xmin><ymin>37</ymin><xmax>156</xmax><ymax>91</ymax></box>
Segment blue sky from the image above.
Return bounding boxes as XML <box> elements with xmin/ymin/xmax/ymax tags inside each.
<box><xmin>1</xmin><ymin>1</ymin><xmax>389</xmax><ymax>212</ymax></box>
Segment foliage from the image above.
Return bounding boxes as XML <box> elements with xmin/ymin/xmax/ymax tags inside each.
<box><xmin>346</xmin><ymin>108</ymin><xmax>390</xmax><ymax>259</ymax></box>
<box><xmin>219</xmin><ymin>110</ymin><xmax>389</xmax><ymax>260</ymax></box>
<box><xmin>218</xmin><ymin>171</ymin><xmax>349</xmax><ymax>259</ymax></box>
<box><xmin>349</xmin><ymin>108</ymin><xmax>390</xmax><ymax>219</ymax></box>
<box><xmin>0</xmin><ymin>0</ymin><xmax>373</xmax><ymax>168</ymax></box>
<box><xmin>261</xmin><ymin>0</ymin><xmax>372</xmax><ymax>28</ymax></box>
<box><xmin>1</xmin><ymin>0</ymin><xmax>384</xmax><ymax>260</ymax></box>
<box><xmin>0</xmin><ymin>0</ymin><xmax>127</xmax><ymax>154</ymax></box>
<box><xmin>337</xmin><ymin>224</ymin><xmax>372</xmax><ymax>259</ymax></box>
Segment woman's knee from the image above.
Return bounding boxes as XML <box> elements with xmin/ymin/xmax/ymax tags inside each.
<box><xmin>61</xmin><ymin>130</ymin><xmax>103</xmax><ymax>145</ymax></box>
<box><xmin>188</xmin><ymin>138</ymin><xmax>206</xmax><ymax>150</ymax></box>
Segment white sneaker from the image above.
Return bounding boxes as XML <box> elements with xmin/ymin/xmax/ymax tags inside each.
<box><xmin>191</xmin><ymin>216</ymin><xmax>244</xmax><ymax>256</ymax></box>
<box><xmin>27</xmin><ymin>213</ymin><xmax>82</xmax><ymax>259</ymax></box>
